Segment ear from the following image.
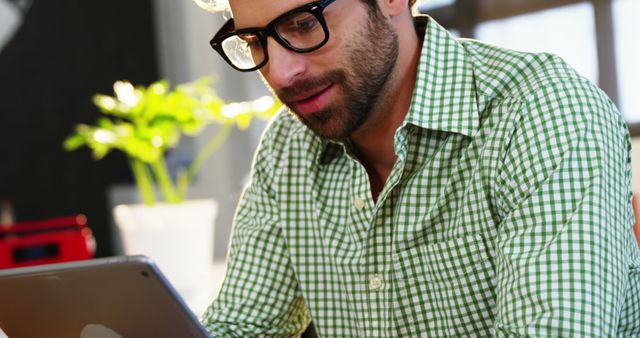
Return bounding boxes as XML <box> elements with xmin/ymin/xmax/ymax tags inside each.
<box><xmin>378</xmin><ymin>0</ymin><xmax>409</xmax><ymax>16</ymax></box>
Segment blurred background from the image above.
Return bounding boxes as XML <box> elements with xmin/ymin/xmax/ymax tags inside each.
<box><xmin>0</xmin><ymin>0</ymin><xmax>638</xmax><ymax>262</ymax></box>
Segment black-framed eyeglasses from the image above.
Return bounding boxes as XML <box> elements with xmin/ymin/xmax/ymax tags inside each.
<box><xmin>210</xmin><ymin>0</ymin><xmax>336</xmax><ymax>72</ymax></box>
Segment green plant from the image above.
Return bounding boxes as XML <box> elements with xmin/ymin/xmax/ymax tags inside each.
<box><xmin>63</xmin><ymin>77</ymin><xmax>280</xmax><ymax>205</ymax></box>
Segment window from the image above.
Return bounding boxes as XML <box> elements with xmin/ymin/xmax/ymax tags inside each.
<box><xmin>613</xmin><ymin>0</ymin><xmax>640</xmax><ymax>123</ymax></box>
<box><xmin>419</xmin><ymin>0</ymin><xmax>455</xmax><ymax>11</ymax></box>
<box><xmin>475</xmin><ymin>2</ymin><xmax>598</xmax><ymax>85</ymax></box>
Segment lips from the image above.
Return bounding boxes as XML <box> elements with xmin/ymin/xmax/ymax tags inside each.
<box><xmin>290</xmin><ymin>84</ymin><xmax>333</xmax><ymax>115</ymax></box>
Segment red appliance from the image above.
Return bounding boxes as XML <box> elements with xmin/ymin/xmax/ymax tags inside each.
<box><xmin>0</xmin><ymin>214</ymin><xmax>95</xmax><ymax>269</ymax></box>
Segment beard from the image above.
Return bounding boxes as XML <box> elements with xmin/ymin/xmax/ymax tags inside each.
<box><xmin>275</xmin><ymin>8</ymin><xmax>399</xmax><ymax>141</ymax></box>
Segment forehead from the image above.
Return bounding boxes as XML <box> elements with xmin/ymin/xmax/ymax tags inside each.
<box><xmin>228</xmin><ymin>0</ymin><xmax>312</xmax><ymax>28</ymax></box>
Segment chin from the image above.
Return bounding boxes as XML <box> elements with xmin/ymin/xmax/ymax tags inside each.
<box><xmin>293</xmin><ymin>111</ymin><xmax>349</xmax><ymax>141</ymax></box>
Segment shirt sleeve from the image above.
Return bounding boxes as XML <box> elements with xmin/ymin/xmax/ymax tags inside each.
<box><xmin>491</xmin><ymin>78</ymin><xmax>637</xmax><ymax>336</ymax></box>
<box><xmin>201</xmin><ymin>130</ymin><xmax>311</xmax><ymax>337</ymax></box>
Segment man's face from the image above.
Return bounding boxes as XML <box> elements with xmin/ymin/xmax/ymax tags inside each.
<box><xmin>229</xmin><ymin>0</ymin><xmax>399</xmax><ymax>140</ymax></box>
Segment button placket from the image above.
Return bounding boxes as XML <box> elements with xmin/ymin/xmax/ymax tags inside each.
<box><xmin>353</xmin><ymin>197</ymin><xmax>366</xmax><ymax>210</ymax></box>
<box><xmin>369</xmin><ymin>274</ymin><xmax>384</xmax><ymax>290</ymax></box>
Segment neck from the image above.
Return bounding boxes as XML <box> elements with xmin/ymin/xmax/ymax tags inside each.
<box><xmin>350</xmin><ymin>14</ymin><xmax>421</xmax><ymax>199</ymax></box>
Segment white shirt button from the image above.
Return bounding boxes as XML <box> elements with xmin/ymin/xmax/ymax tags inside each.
<box><xmin>369</xmin><ymin>275</ymin><xmax>383</xmax><ymax>290</ymax></box>
<box><xmin>353</xmin><ymin>198</ymin><xmax>366</xmax><ymax>210</ymax></box>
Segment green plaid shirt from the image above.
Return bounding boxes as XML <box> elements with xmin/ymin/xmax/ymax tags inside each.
<box><xmin>202</xmin><ymin>16</ymin><xmax>640</xmax><ymax>337</ymax></box>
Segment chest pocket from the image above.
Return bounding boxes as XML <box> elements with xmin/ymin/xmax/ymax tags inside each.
<box><xmin>394</xmin><ymin>233</ymin><xmax>497</xmax><ymax>337</ymax></box>
<box><xmin>417</xmin><ymin>233</ymin><xmax>492</xmax><ymax>284</ymax></box>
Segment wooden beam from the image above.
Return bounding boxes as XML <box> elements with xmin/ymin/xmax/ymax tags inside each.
<box><xmin>425</xmin><ymin>5</ymin><xmax>457</xmax><ymax>29</ymax></box>
<box><xmin>421</xmin><ymin>0</ymin><xmax>586</xmax><ymax>24</ymax></box>
<box><xmin>475</xmin><ymin>0</ymin><xmax>585</xmax><ymax>22</ymax></box>
<box><xmin>592</xmin><ymin>0</ymin><xmax>619</xmax><ymax>106</ymax></box>
<box><xmin>455</xmin><ymin>0</ymin><xmax>478</xmax><ymax>38</ymax></box>
<box><xmin>629</xmin><ymin>123</ymin><xmax>640</xmax><ymax>138</ymax></box>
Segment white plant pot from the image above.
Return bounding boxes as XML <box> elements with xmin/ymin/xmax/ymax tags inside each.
<box><xmin>113</xmin><ymin>198</ymin><xmax>217</xmax><ymax>316</ymax></box>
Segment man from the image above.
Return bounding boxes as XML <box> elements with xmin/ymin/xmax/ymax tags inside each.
<box><xmin>200</xmin><ymin>0</ymin><xmax>640</xmax><ymax>335</ymax></box>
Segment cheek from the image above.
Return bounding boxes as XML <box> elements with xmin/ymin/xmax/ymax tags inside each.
<box><xmin>320</xmin><ymin>17</ymin><xmax>367</xmax><ymax>67</ymax></box>
<box><xmin>307</xmin><ymin>31</ymin><xmax>349</xmax><ymax>71</ymax></box>
<box><xmin>257</xmin><ymin>67</ymin><xmax>279</xmax><ymax>93</ymax></box>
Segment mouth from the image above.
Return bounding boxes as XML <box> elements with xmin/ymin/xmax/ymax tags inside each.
<box><xmin>290</xmin><ymin>84</ymin><xmax>333</xmax><ymax>115</ymax></box>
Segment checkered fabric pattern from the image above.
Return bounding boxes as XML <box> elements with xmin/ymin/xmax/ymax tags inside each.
<box><xmin>202</xmin><ymin>16</ymin><xmax>640</xmax><ymax>337</ymax></box>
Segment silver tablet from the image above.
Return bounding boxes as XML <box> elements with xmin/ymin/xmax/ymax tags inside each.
<box><xmin>0</xmin><ymin>255</ymin><xmax>211</xmax><ymax>338</ymax></box>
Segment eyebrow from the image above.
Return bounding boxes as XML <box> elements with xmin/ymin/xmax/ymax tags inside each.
<box><xmin>233</xmin><ymin>1</ymin><xmax>320</xmax><ymax>31</ymax></box>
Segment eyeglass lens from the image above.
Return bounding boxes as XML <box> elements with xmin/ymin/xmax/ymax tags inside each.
<box><xmin>221</xmin><ymin>10</ymin><xmax>326</xmax><ymax>70</ymax></box>
<box><xmin>222</xmin><ymin>33</ymin><xmax>264</xmax><ymax>70</ymax></box>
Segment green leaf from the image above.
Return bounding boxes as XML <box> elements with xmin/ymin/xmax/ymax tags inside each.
<box><xmin>235</xmin><ymin>113</ymin><xmax>252</xmax><ymax>130</ymax></box>
<box><xmin>63</xmin><ymin>134</ymin><xmax>86</xmax><ymax>151</ymax></box>
<box><xmin>91</xmin><ymin>143</ymin><xmax>111</xmax><ymax>160</ymax></box>
<box><xmin>63</xmin><ymin>75</ymin><xmax>281</xmax><ymax>203</ymax></box>
<box><xmin>93</xmin><ymin>94</ymin><xmax>118</xmax><ymax>113</ymax></box>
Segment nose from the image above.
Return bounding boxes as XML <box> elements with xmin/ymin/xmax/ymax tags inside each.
<box><xmin>260</xmin><ymin>37</ymin><xmax>306</xmax><ymax>89</ymax></box>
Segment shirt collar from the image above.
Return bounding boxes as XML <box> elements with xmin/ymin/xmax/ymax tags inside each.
<box><xmin>315</xmin><ymin>16</ymin><xmax>481</xmax><ymax>165</ymax></box>
<box><xmin>404</xmin><ymin>15</ymin><xmax>480</xmax><ymax>137</ymax></box>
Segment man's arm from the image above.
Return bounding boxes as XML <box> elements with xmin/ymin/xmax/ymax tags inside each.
<box><xmin>201</xmin><ymin>132</ymin><xmax>311</xmax><ymax>337</ymax></box>
<box><xmin>491</xmin><ymin>79</ymin><xmax>637</xmax><ymax>336</ymax></box>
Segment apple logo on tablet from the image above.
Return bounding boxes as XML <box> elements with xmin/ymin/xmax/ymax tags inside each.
<box><xmin>80</xmin><ymin>324</ymin><xmax>124</xmax><ymax>338</ymax></box>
